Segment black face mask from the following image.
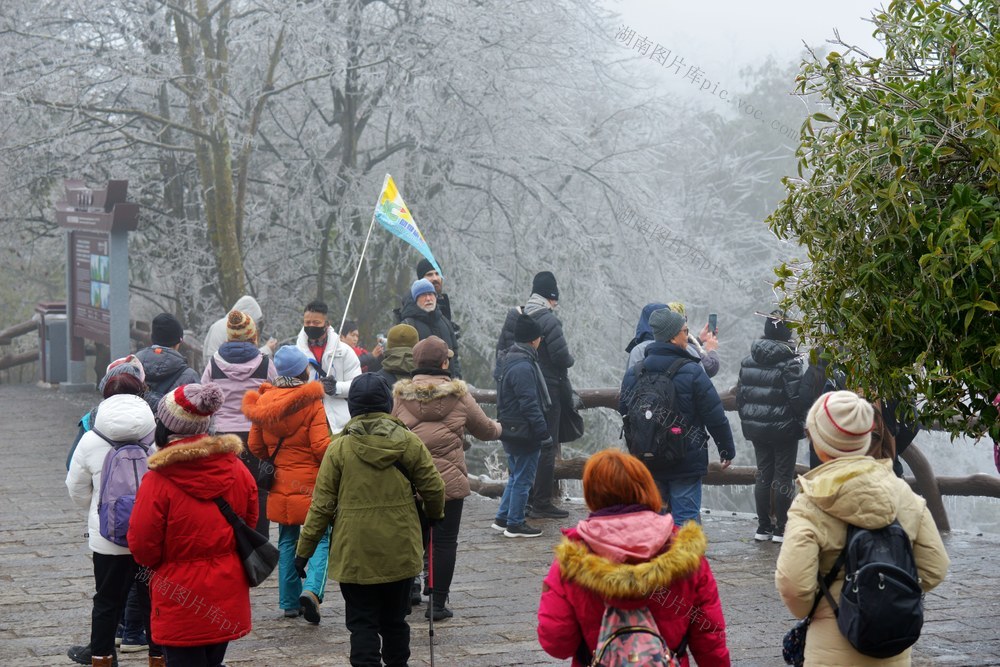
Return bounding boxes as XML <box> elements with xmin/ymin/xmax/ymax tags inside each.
<box><xmin>304</xmin><ymin>325</ymin><xmax>326</xmax><ymax>340</ymax></box>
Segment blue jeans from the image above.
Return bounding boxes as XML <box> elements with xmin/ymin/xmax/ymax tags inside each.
<box><xmin>496</xmin><ymin>448</ymin><xmax>541</xmax><ymax>526</ymax></box>
<box><xmin>278</xmin><ymin>524</ymin><xmax>330</xmax><ymax>611</ymax></box>
<box><xmin>654</xmin><ymin>476</ymin><xmax>702</xmax><ymax>525</ymax></box>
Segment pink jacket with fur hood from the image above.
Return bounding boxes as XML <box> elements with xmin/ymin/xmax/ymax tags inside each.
<box><xmin>537</xmin><ymin>510</ymin><xmax>730</xmax><ymax>666</ymax></box>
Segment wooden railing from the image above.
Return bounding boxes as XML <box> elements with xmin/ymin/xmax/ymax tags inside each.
<box><xmin>467</xmin><ymin>386</ymin><xmax>1000</xmax><ymax>532</ymax></box>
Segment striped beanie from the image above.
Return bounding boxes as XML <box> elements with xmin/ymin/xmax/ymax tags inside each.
<box><xmin>806</xmin><ymin>390</ymin><xmax>875</xmax><ymax>459</ymax></box>
<box><xmin>157</xmin><ymin>383</ymin><xmax>224</xmax><ymax>435</ymax></box>
<box><xmin>226</xmin><ymin>310</ymin><xmax>257</xmax><ymax>343</ymax></box>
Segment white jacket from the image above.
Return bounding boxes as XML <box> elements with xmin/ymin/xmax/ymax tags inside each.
<box><xmin>295</xmin><ymin>326</ymin><xmax>361</xmax><ymax>433</ymax></box>
<box><xmin>66</xmin><ymin>394</ymin><xmax>156</xmax><ymax>555</ymax></box>
<box><xmin>202</xmin><ymin>295</ymin><xmax>271</xmax><ymax>362</ymax></box>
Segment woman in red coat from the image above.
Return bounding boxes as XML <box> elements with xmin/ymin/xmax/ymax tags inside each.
<box><xmin>537</xmin><ymin>449</ymin><xmax>730</xmax><ymax>666</ymax></box>
<box><xmin>128</xmin><ymin>383</ymin><xmax>258</xmax><ymax>667</ymax></box>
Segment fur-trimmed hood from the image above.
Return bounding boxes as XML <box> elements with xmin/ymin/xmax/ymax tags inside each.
<box><xmin>147</xmin><ymin>434</ymin><xmax>245</xmax><ymax>500</ymax></box>
<box><xmin>393</xmin><ymin>375</ymin><xmax>467</xmax><ymax>422</ymax></box>
<box><xmin>242</xmin><ymin>381</ymin><xmax>325</xmax><ymax>436</ymax></box>
<box><xmin>555</xmin><ymin>521</ymin><xmax>707</xmax><ymax>601</ymax></box>
<box><xmin>394</xmin><ymin>376</ymin><xmax>468</xmax><ymax>402</ymax></box>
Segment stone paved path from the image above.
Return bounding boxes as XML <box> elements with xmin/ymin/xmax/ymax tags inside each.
<box><xmin>1</xmin><ymin>384</ymin><xmax>998</xmax><ymax>666</ymax></box>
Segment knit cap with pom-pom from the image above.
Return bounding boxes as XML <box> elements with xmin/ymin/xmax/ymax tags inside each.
<box><xmin>226</xmin><ymin>310</ymin><xmax>257</xmax><ymax>343</ymax></box>
<box><xmin>156</xmin><ymin>383</ymin><xmax>224</xmax><ymax>435</ymax></box>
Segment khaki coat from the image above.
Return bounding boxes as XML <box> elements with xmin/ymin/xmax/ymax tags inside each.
<box><xmin>775</xmin><ymin>456</ymin><xmax>949</xmax><ymax>666</ymax></box>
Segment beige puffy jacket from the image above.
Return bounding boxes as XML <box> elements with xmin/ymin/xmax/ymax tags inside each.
<box><xmin>392</xmin><ymin>374</ymin><xmax>501</xmax><ymax>500</ymax></box>
<box><xmin>775</xmin><ymin>456</ymin><xmax>949</xmax><ymax>666</ymax></box>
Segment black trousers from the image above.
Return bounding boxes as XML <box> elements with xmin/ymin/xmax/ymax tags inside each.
<box><xmin>530</xmin><ymin>387</ymin><xmax>562</xmax><ymax>507</ymax></box>
<box><xmin>419</xmin><ymin>498</ymin><xmax>464</xmax><ymax>604</ymax></box>
<box><xmin>91</xmin><ymin>554</ymin><xmax>162</xmax><ymax>657</ymax></box>
<box><xmin>90</xmin><ymin>553</ymin><xmax>135</xmax><ymax>656</ymax></box>
<box><xmin>161</xmin><ymin>642</ymin><xmax>228</xmax><ymax>667</ymax></box>
<box><xmin>231</xmin><ymin>431</ymin><xmax>270</xmax><ymax>537</ymax></box>
<box><xmin>340</xmin><ymin>579</ymin><xmax>412</xmax><ymax>667</ymax></box>
<box><xmin>752</xmin><ymin>438</ymin><xmax>800</xmax><ymax>532</ymax></box>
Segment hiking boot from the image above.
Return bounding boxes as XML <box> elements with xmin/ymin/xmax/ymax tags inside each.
<box><xmin>299</xmin><ymin>590</ymin><xmax>321</xmax><ymax>625</ymax></box>
<box><xmin>753</xmin><ymin>527</ymin><xmax>773</xmax><ymax>542</ymax></box>
<box><xmin>148</xmin><ymin>657</ymin><xmax>166</xmax><ymax>667</ymax></box>
<box><xmin>528</xmin><ymin>504</ymin><xmax>569</xmax><ymax>519</ymax></box>
<box><xmin>425</xmin><ymin>603</ymin><xmax>453</xmax><ymax>621</ymax></box>
<box><xmin>491</xmin><ymin>518</ymin><xmax>507</xmax><ymax>531</ymax></box>
<box><xmin>410</xmin><ymin>577</ymin><xmax>422</xmax><ymax>606</ymax></box>
<box><xmin>92</xmin><ymin>657</ymin><xmax>115</xmax><ymax>667</ymax></box>
<box><xmin>504</xmin><ymin>523</ymin><xmax>543</xmax><ymax>538</ymax></box>
<box><xmin>772</xmin><ymin>529</ymin><xmax>785</xmax><ymax>544</ymax></box>
<box><xmin>68</xmin><ymin>646</ymin><xmax>118</xmax><ymax>667</ymax></box>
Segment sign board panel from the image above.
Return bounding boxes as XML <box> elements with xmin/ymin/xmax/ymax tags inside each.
<box><xmin>69</xmin><ymin>230</ymin><xmax>111</xmax><ymax>343</ymax></box>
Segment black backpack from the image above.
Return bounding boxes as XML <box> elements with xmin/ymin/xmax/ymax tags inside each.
<box><xmin>819</xmin><ymin>519</ymin><xmax>924</xmax><ymax>659</ymax></box>
<box><xmin>622</xmin><ymin>358</ymin><xmax>694</xmax><ymax>464</ymax></box>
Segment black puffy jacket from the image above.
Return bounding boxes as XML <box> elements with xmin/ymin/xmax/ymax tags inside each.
<box><xmin>495</xmin><ymin>296</ymin><xmax>574</xmax><ymax>389</ymax></box>
<box><xmin>398</xmin><ymin>297</ymin><xmax>462</xmax><ymax>379</ymax></box>
<box><xmin>736</xmin><ymin>338</ymin><xmax>806</xmax><ymax>441</ymax></box>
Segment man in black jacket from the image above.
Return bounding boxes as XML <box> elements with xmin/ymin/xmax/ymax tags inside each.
<box><xmin>416</xmin><ymin>258</ymin><xmax>454</xmax><ymax>322</ymax></box>
<box><xmin>399</xmin><ymin>278</ymin><xmax>462</xmax><ymax>378</ymax></box>
<box><xmin>493</xmin><ymin>315</ymin><xmax>551</xmax><ymax>538</ymax></box>
<box><xmin>494</xmin><ymin>271</ymin><xmax>574</xmax><ymax>519</ymax></box>
<box><xmin>736</xmin><ymin>315</ymin><xmax>806</xmax><ymax>543</ymax></box>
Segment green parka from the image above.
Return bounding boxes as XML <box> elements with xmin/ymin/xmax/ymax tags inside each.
<box><xmin>296</xmin><ymin>412</ymin><xmax>445</xmax><ymax>585</ymax></box>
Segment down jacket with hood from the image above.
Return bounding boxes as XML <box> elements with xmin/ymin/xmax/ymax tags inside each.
<box><xmin>297</xmin><ymin>412</ymin><xmax>445</xmax><ymax>585</ymax></box>
<box><xmin>135</xmin><ymin>345</ymin><xmax>200</xmax><ymax>412</ymax></box>
<box><xmin>66</xmin><ymin>394</ymin><xmax>156</xmax><ymax>555</ymax></box>
<box><xmin>775</xmin><ymin>456</ymin><xmax>949</xmax><ymax>667</ymax></box>
<box><xmin>242</xmin><ymin>381</ymin><xmax>330</xmax><ymax>525</ymax></box>
<box><xmin>201</xmin><ymin>295</ymin><xmax>272</xmax><ymax>362</ymax></box>
<box><xmin>538</xmin><ymin>510</ymin><xmax>730</xmax><ymax>666</ymax></box>
<box><xmin>392</xmin><ymin>374</ymin><xmax>501</xmax><ymax>500</ymax></box>
<box><xmin>201</xmin><ymin>341</ymin><xmax>277</xmax><ymax>433</ymax></box>
<box><xmin>736</xmin><ymin>337</ymin><xmax>806</xmax><ymax>442</ymax></box>
<box><xmin>127</xmin><ymin>433</ymin><xmax>257</xmax><ymax>647</ymax></box>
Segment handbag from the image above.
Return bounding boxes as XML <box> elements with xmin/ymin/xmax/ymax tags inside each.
<box><xmin>782</xmin><ymin>564</ymin><xmax>838</xmax><ymax>665</ymax></box>
<box><xmin>213</xmin><ymin>497</ymin><xmax>279</xmax><ymax>587</ymax></box>
<box><xmin>257</xmin><ymin>437</ymin><xmax>285</xmax><ymax>492</ymax></box>
<box><xmin>558</xmin><ymin>378</ymin><xmax>585</xmax><ymax>443</ymax></box>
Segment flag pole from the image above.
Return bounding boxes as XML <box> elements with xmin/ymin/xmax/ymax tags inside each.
<box><xmin>333</xmin><ymin>209</ymin><xmax>378</xmax><ymax>373</ymax></box>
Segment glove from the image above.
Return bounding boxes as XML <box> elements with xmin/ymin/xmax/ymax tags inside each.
<box><xmin>321</xmin><ymin>375</ymin><xmax>338</xmax><ymax>396</ymax></box>
<box><xmin>293</xmin><ymin>555</ymin><xmax>308</xmax><ymax>579</ymax></box>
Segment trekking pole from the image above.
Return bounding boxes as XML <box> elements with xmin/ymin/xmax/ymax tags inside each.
<box><xmin>427</xmin><ymin>523</ymin><xmax>435</xmax><ymax>667</ymax></box>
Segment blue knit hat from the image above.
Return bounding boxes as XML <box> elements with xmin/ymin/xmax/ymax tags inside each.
<box><xmin>411</xmin><ymin>278</ymin><xmax>436</xmax><ymax>301</ymax></box>
<box><xmin>274</xmin><ymin>345</ymin><xmax>308</xmax><ymax>377</ymax></box>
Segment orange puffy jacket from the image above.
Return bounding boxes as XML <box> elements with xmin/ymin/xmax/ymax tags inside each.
<box><xmin>242</xmin><ymin>381</ymin><xmax>330</xmax><ymax>525</ymax></box>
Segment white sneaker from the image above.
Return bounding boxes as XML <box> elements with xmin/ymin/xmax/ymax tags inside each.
<box><xmin>491</xmin><ymin>519</ymin><xmax>507</xmax><ymax>531</ymax></box>
<box><xmin>772</xmin><ymin>533</ymin><xmax>785</xmax><ymax>544</ymax></box>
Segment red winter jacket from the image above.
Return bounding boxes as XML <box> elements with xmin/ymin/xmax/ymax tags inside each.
<box><xmin>537</xmin><ymin>511</ymin><xmax>730</xmax><ymax>667</ymax></box>
<box><xmin>127</xmin><ymin>434</ymin><xmax>258</xmax><ymax>647</ymax></box>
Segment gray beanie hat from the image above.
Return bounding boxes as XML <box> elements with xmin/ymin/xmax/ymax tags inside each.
<box><xmin>649</xmin><ymin>308</ymin><xmax>686</xmax><ymax>343</ymax></box>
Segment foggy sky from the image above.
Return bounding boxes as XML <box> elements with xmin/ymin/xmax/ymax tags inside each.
<box><xmin>606</xmin><ymin>0</ymin><xmax>886</xmax><ymax>105</ymax></box>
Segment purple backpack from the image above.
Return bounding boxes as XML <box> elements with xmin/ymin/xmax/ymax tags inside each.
<box><xmin>94</xmin><ymin>428</ymin><xmax>149</xmax><ymax>547</ymax></box>
<box><xmin>589</xmin><ymin>605</ymin><xmax>683</xmax><ymax>666</ymax></box>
